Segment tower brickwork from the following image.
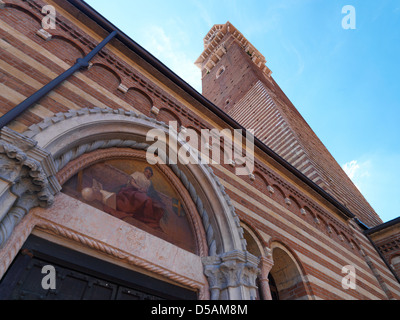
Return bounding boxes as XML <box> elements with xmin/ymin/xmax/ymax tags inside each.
<box><xmin>196</xmin><ymin>22</ymin><xmax>382</xmax><ymax>227</ymax></box>
<box><xmin>0</xmin><ymin>2</ymin><xmax>399</xmax><ymax>301</ymax></box>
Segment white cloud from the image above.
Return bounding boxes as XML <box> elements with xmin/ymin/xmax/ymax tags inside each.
<box><xmin>342</xmin><ymin>159</ymin><xmax>371</xmax><ymax>192</ymax></box>
<box><xmin>140</xmin><ymin>25</ymin><xmax>202</xmax><ymax>92</ymax></box>
<box><xmin>342</xmin><ymin>160</ymin><xmax>360</xmax><ymax>180</ymax></box>
<box><xmin>341</xmin><ymin>154</ymin><xmax>400</xmax><ymax>223</ymax></box>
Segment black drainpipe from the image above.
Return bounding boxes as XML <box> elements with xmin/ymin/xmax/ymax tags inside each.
<box><xmin>0</xmin><ymin>30</ymin><xmax>118</xmax><ymax>129</ymax></box>
<box><xmin>364</xmin><ymin>233</ymin><xmax>400</xmax><ymax>285</ymax></box>
<box><xmin>355</xmin><ymin>218</ymin><xmax>400</xmax><ymax>285</ymax></box>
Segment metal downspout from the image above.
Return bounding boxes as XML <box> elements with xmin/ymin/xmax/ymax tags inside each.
<box><xmin>0</xmin><ymin>30</ymin><xmax>118</xmax><ymax>129</ymax></box>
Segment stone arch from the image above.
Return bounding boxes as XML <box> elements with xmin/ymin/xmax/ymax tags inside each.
<box><xmin>20</xmin><ymin>108</ymin><xmax>262</xmax><ymax>299</ymax></box>
<box><xmin>24</xmin><ymin>108</ymin><xmax>246</xmax><ymax>256</ymax></box>
<box><xmin>270</xmin><ymin>241</ymin><xmax>311</xmax><ymax>300</ymax></box>
<box><xmin>240</xmin><ymin>222</ymin><xmax>264</xmax><ymax>258</ymax></box>
<box><xmin>240</xmin><ymin>222</ymin><xmax>277</xmax><ymax>300</ymax></box>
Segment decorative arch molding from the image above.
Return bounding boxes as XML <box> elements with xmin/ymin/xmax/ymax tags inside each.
<box><xmin>0</xmin><ymin>127</ymin><xmax>60</xmax><ymax>250</ymax></box>
<box><xmin>240</xmin><ymin>222</ymin><xmax>266</xmax><ymax>258</ymax></box>
<box><xmin>24</xmin><ymin>107</ymin><xmax>247</xmax><ymax>255</ymax></box>
<box><xmin>239</xmin><ymin>221</ymin><xmax>275</xmax><ymax>300</ymax></box>
<box><xmin>0</xmin><ymin>107</ymin><xmax>263</xmax><ymax>299</ymax></box>
<box><xmin>18</xmin><ymin>107</ymin><xmax>261</xmax><ymax>299</ymax></box>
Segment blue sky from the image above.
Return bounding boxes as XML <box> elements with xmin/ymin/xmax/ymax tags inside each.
<box><xmin>85</xmin><ymin>0</ymin><xmax>400</xmax><ymax>223</ymax></box>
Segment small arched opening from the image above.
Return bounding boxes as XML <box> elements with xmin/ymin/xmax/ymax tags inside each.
<box><xmin>270</xmin><ymin>243</ymin><xmax>309</xmax><ymax>300</ymax></box>
<box><xmin>240</xmin><ymin>223</ymin><xmax>279</xmax><ymax>300</ymax></box>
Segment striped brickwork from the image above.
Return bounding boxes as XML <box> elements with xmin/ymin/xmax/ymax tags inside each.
<box><xmin>0</xmin><ymin>1</ymin><xmax>399</xmax><ymax>299</ymax></box>
<box><xmin>198</xmin><ymin>22</ymin><xmax>382</xmax><ymax>228</ymax></box>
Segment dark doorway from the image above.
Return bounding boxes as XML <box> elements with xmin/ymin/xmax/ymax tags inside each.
<box><xmin>268</xmin><ymin>273</ymin><xmax>279</xmax><ymax>300</ymax></box>
<box><xmin>0</xmin><ymin>235</ymin><xmax>197</xmax><ymax>300</ymax></box>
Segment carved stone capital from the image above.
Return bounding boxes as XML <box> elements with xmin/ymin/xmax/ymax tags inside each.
<box><xmin>0</xmin><ymin>127</ymin><xmax>61</xmax><ymax>248</ymax></box>
<box><xmin>257</xmin><ymin>256</ymin><xmax>274</xmax><ymax>300</ymax></box>
<box><xmin>202</xmin><ymin>250</ymin><xmax>259</xmax><ymax>300</ymax></box>
<box><xmin>259</xmin><ymin>256</ymin><xmax>274</xmax><ymax>279</ymax></box>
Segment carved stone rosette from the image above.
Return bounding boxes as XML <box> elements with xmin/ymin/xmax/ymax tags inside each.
<box><xmin>0</xmin><ymin>127</ymin><xmax>61</xmax><ymax>248</ymax></box>
<box><xmin>202</xmin><ymin>250</ymin><xmax>259</xmax><ymax>300</ymax></box>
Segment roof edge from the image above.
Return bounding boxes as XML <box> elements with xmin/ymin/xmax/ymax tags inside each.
<box><xmin>65</xmin><ymin>0</ymin><xmax>357</xmax><ymax>222</ymax></box>
<box><xmin>365</xmin><ymin>216</ymin><xmax>400</xmax><ymax>235</ymax></box>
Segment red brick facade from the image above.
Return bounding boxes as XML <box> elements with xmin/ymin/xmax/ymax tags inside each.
<box><xmin>0</xmin><ymin>0</ymin><xmax>399</xmax><ymax>300</ymax></box>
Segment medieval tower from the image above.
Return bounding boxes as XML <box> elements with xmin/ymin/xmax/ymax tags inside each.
<box><xmin>0</xmin><ymin>2</ymin><xmax>399</xmax><ymax>301</ymax></box>
<box><xmin>196</xmin><ymin>22</ymin><xmax>381</xmax><ymax>228</ymax></box>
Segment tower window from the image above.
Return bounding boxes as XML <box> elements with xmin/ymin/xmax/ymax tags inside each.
<box><xmin>216</xmin><ymin>66</ymin><xmax>225</xmax><ymax>79</ymax></box>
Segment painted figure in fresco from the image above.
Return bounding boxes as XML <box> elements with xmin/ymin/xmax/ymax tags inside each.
<box><xmin>81</xmin><ymin>167</ymin><xmax>165</xmax><ymax>230</ymax></box>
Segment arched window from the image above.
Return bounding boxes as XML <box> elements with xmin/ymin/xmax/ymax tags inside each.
<box><xmin>240</xmin><ymin>223</ymin><xmax>266</xmax><ymax>300</ymax></box>
<box><xmin>216</xmin><ymin>66</ymin><xmax>226</xmax><ymax>78</ymax></box>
